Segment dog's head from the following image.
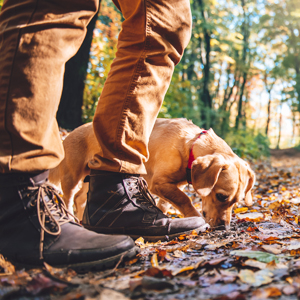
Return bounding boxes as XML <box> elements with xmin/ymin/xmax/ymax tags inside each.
<box><xmin>191</xmin><ymin>154</ymin><xmax>255</xmax><ymax>230</ymax></box>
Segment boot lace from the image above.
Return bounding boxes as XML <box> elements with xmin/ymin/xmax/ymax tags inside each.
<box><xmin>126</xmin><ymin>176</ymin><xmax>158</xmax><ymax>209</ymax></box>
<box><xmin>136</xmin><ymin>177</ymin><xmax>157</xmax><ymax>207</ymax></box>
<box><xmin>24</xmin><ymin>182</ymin><xmax>78</xmax><ymax>260</ymax></box>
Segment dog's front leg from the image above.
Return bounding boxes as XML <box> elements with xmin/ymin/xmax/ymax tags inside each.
<box><xmin>74</xmin><ymin>182</ymin><xmax>89</xmax><ymax>221</ymax></box>
<box><xmin>152</xmin><ymin>183</ymin><xmax>201</xmax><ymax>218</ymax></box>
<box><xmin>156</xmin><ymin>198</ymin><xmax>171</xmax><ymax>214</ymax></box>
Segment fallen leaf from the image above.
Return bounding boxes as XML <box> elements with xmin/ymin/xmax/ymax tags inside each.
<box><xmin>234</xmin><ymin>207</ymin><xmax>248</xmax><ymax>214</ymax></box>
<box><xmin>266</xmin><ymin>260</ymin><xmax>288</xmax><ymax>270</ymax></box>
<box><xmin>144</xmin><ymin>267</ymin><xmax>173</xmax><ymax>278</ymax></box>
<box><xmin>0</xmin><ymin>255</ymin><xmax>15</xmax><ymax>275</ymax></box>
<box><xmin>156</xmin><ymin>249</ymin><xmax>167</xmax><ymax>260</ymax></box>
<box><xmin>261</xmin><ymin>244</ymin><xmax>282</xmax><ymax>254</ymax></box>
<box><xmin>129</xmin><ymin>278</ymin><xmax>143</xmax><ymax>291</ymax></box>
<box><xmin>238</xmin><ymin>269</ymin><xmax>273</xmax><ymax>287</ymax></box>
<box><xmin>268</xmin><ymin>202</ymin><xmax>281</xmax><ymax>210</ymax></box>
<box><xmin>201</xmin><ymin>257</ymin><xmax>228</xmax><ymax>267</ymax></box>
<box><xmin>285</xmin><ymin>277</ymin><xmax>293</xmax><ymax>284</ymax></box>
<box><xmin>244</xmin><ymin>259</ymin><xmax>266</xmax><ymax>270</ymax></box>
<box><xmin>219</xmin><ymin>270</ymin><xmax>238</xmax><ymax>284</ymax></box>
<box><xmin>125</xmin><ymin>257</ymin><xmax>139</xmax><ymax>265</ymax></box>
<box><xmin>170</xmin><ymin>265</ymin><xmax>195</xmax><ymax>276</ymax></box>
<box><xmin>213</xmin><ymin>291</ymin><xmax>246</xmax><ymax>300</ymax></box>
<box><xmin>151</xmin><ymin>253</ymin><xmax>159</xmax><ymax>267</ymax></box>
<box><xmin>99</xmin><ymin>288</ymin><xmax>130</xmax><ymax>300</ymax></box>
<box><xmin>25</xmin><ymin>273</ymin><xmax>67</xmax><ymax>295</ymax></box>
<box><xmin>247</xmin><ymin>226</ymin><xmax>258</xmax><ymax>232</ymax></box>
<box><xmin>230</xmin><ymin>250</ymin><xmax>279</xmax><ymax>263</ymax></box>
<box><xmin>141</xmin><ymin>276</ymin><xmax>178</xmax><ymax>293</ymax></box>
<box><xmin>190</xmin><ymin>230</ymin><xmax>198</xmax><ymax>236</ymax></box>
<box><xmin>178</xmin><ymin>234</ymin><xmax>187</xmax><ymax>241</ymax></box>
<box><xmin>202</xmin><ymin>283</ymin><xmax>249</xmax><ymax>296</ymax></box>
<box><xmin>286</xmin><ymin>240</ymin><xmax>300</xmax><ymax>250</ymax></box>
<box><xmin>282</xmin><ymin>285</ymin><xmax>296</xmax><ymax>295</ymax></box>
<box><xmin>101</xmin><ymin>276</ymin><xmax>131</xmax><ymax>290</ymax></box>
<box><xmin>251</xmin><ymin>286</ymin><xmax>281</xmax><ymax>299</ymax></box>
<box><xmin>160</xmin><ymin>258</ymin><xmax>205</xmax><ymax>276</ymax></box>
<box><xmin>165</xmin><ymin>240</ymin><xmax>179</xmax><ymax>246</ymax></box>
<box><xmin>135</xmin><ymin>237</ymin><xmax>145</xmax><ymax>247</ymax></box>
<box><xmin>172</xmin><ymin>250</ymin><xmax>186</xmax><ymax>258</ymax></box>
<box><xmin>236</xmin><ymin>212</ymin><xmax>264</xmax><ymax>220</ymax></box>
<box><xmin>262</xmin><ymin>236</ymin><xmax>279</xmax><ymax>241</ymax></box>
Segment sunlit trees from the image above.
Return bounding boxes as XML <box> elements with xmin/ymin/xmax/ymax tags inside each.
<box><xmin>77</xmin><ymin>0</ymin><xmax>300</xmax><ymax>152</ymax></box>
<box><xmin>82</xmin><ymin>0</ymin><xmax>121</xmax><ymax>123</ymax></box>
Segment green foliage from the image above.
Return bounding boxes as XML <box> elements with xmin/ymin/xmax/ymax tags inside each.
<box><xmin>82</xmin><ymin>0</ymin><xmax>121</xmax><ymax>123</ymax></box>
<box><xmin>224</xmin><ymin>129</ymin><xmax>270</xmax><ymax>159</ymax></box>
<box><xmin>81</xmin><ymin>0</ymin><xmax>299</xmax><ymax>153</ymax></box>
<box><xmin>158</xmin><ymin>68</ymin><xmax>201</xmax><ymax>122</ymax></box>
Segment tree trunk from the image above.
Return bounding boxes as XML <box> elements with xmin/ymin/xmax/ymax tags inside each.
<box><xmin>276</xmin><ymin>102</ymin><xmax>282</xmax><ymax>149</ymax></box>
<box><xmin>234</xmin><ymin>0</ymin><xmax>249</xmax><ymax>130</ymax></box>
<box><xmin>265</xmin><ymin>89</ymin><xmax>272</xmax><ymax>136</ymax></box>
<box><xmin>235</xmin><ymin>74</ymin><xmax>246</xmax><ymax>130</ymax></box>
<box><xmin>198</xmin><ymin>0</ymin><xmax>212</xmax><ymax>128</ymax></box>
<box><xmin>292</xmin><ymin>112</ymin><xmax>296</xmax><ymax>145</ymax></box>
<box><xmin>56</xmin><ymin>5</ymin><xmax>100</xmax><ymax>130</ymax></box>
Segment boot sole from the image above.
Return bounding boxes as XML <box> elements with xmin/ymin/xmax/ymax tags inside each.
<box><xmin>131</xmin><ymin>223</ymin><xmax>210</xmax><ymax>242</ymax></box>
<box><xmin>11</xmin><ymin>246</ymin><xmax>138</xmax><ymax>273</ymax></box>
<box><xmin>68</xmin><ymin>246</ymin><xmax>138</xmax><ymax>273</ymax></box>
<box><xmin>84</xmin><ymin>223</ymin><xmax>210</xmax><ymax>243</ymax></box>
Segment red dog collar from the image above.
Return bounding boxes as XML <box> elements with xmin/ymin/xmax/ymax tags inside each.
<box><xmin>186</xmin><ymin>130</ymin><xmax>207</xmax><ymax>184</ymax></box>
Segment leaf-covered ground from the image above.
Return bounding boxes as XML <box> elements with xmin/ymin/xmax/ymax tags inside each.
<box><xmin>2</xmin><ymin>149</ymin><xmax>300</xmax><ymax>300</ymax></box>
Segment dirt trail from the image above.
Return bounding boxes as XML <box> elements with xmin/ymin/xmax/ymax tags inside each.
<box><xmin>270</xmin><ymin>147</ymin><xmax>300</xmax><ymax>168</ymax></box>
<box><xmin>2</xmin><ymin>148</ymin><xmax>300</xmax><ymax>300</ymax></box>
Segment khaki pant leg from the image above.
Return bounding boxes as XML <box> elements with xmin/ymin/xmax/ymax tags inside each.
<box><xmin>90</xmin><ymin>0</ymin><xmax>192</xmax><ymax>174</ymax></box>
<box><xmin>0</xmin><ymin>0</ymin><xmax>98</xmax><ymax>173</ymax></box>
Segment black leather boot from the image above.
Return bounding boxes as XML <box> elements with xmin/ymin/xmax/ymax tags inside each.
<box><xmin>0</xmin><ymin>171</ymin><xmax>137</xmax><ymax>272</ymax></box>
<box><xmin>82</xmin><ymin>171</ymin><xmax>209</xmax><ymax>241</ymax></box>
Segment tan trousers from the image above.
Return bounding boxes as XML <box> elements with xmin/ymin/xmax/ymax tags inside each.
<box><xmin>0</xmin><ymin>0</ymin><xmax>191</xmax><ymax>174</ymax></box>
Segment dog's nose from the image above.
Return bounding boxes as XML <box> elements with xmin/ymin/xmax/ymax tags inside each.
<box><xmin>202</xmin><ymin>211</ymin><xmax>206</xmax><ymax>218</ymax></box>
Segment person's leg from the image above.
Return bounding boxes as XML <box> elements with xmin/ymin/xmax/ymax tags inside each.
<box><xmin>83</xmin><ymin>0</ymin><xmax>208</xmax><ymax>240</ymax></box>
<box><xmin>0</xmin><ymin>0</ymin><xmax>136</xmax><ymax>271</ymax></box>
<box><xmin>90</xmin><ymin>0</ymin><xmax>192</xmax><ymax>173</ymax></box>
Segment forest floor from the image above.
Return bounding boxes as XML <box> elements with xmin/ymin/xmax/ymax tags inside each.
<box><xmin>1</xmin><ymin>148</ymin><xmax>300</xmax><ymax>300</ymax></box>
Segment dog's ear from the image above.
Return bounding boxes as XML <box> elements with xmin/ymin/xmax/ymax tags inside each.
<box><xmin>191</xmin><ymin>154</ymin><xmax>228</xmax><ymax>197</ymax></box>
<box><xmin>244</xmin><ymin>167</ymin><xmax>255</xmax><ymax>206</ymax></box>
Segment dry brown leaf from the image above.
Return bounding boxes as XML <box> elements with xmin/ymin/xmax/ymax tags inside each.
<box><xmin>0</xmin><ymin>255</ymin><xmax>15</xmax><ymax>275</ymax></box>
<box><xmin>282</xmin><ymin>285</ymin><xmax>296</xmax><ymax>295</ymax></box>
<box><xmin>251</xmin><ymin>286</ymin><xmax>281</xmax><ymax>299</ymax></box>
<box><xmin>261</xmin><ymin>244</ymin><xmax>282</xmax><ymax>254</ymax></box>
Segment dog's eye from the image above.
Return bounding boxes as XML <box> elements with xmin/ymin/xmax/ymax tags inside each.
<box><xmin>216</xmin><ymin>193</ymin><xmax>229</xmax><ymax>202</ymax></box>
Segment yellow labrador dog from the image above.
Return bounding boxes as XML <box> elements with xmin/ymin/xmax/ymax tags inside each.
<box><xmin>49</xmin><ymin>118</ymin><xmax>255</xmax><ymax>229</ymax></box>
